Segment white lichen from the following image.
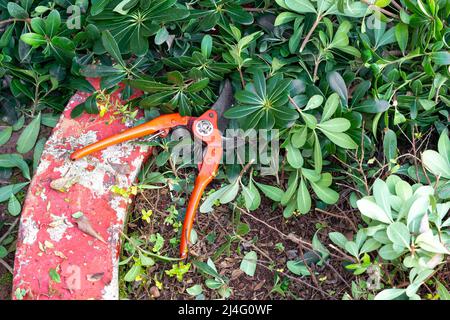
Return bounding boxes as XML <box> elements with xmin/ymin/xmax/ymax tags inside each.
<box><xmin>21</xmin><ymin>218</ymin><xmax>39</xmax><ymax>245</ymax></box>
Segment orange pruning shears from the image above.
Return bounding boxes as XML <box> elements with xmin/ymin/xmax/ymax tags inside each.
<box><xmin>70</xmin><ymin>80</ymin><xmax>233</xmax><ymax>259</ymax></box>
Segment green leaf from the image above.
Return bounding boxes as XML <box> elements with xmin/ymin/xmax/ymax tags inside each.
<box><xmin>16</xmin><ymin>113</ymin><xmax>41</xmax><ymax>154</ymax></box>
<box><xmin>344</xmin><ymin>241</ymin><xmax>359</xmax><ymax>258</ymax></box>
<box><xmin>296</xmin><ymin>177</ymin><xmax>311</xmax><ymax>214</ymax></box>
<box><xmin>373</xmin><ymin>179</ymin><xmax>392</xmax><ymax>218</ymax></box>
<box><xmin>310</xmin><ymin>181</ymin><xmax>339</xmax><ymax>204</ymax></box>
<box><xmin>50</xmin><ymin>36</ymin><xmax>75</xmax><ymax>63</ymax></box>
<box><xmin>186</xmin><ymin>284</ymin><xmax>203</xmax><ymax>296</ymax></box>
<box><xmin>304</xmin><ymin>95</ymin><xmax>323</xmax><ymax>111</ymax></box>
<box><xmin>0</xmin><ymin>182</ymin><xmax>29</xmax><ymax>202</ymax></box>
<box><xmin>193</xmin><ymin>259</ymin><xmax>223</xmax><ymax>280</ymax></box>
<box><xmin>374</xmin><ymin>288</ymin><xmax>406</xmax><ymax>300</ymax></box>
<box><xmin>360</xmin><ymin>239</ymin><xmax>381</xmax><ymax>254</ymax></box>
<box><xmin>200</xmin><ymin>181</ymin><xmax>239</xmax><ymax>213</ymax></box>
<box><xmin>8</xmin><ymin>194</ymin><xmax>21</xmax><ymax>216</ymax></box>
<box><xmin>139</xmin><ymin>252</ymin><xmax>155</xmax><ymax>266</ymax></box>
<box><xmin>274</xmin><ymin>12</ymin><xmax>299</xmax><ymax>26</ymax></box>
<box><xmin>240</xmin><ymin>251</ymin><xmax>257</xmax><ymax>277</ymax></box>
<box><xmin>101</xmin><ymin>30</ymin><xmax>125</xmax><ymax>66</ymax></box>
<box><xmin>291</xmin><ymin>126</ymin><xmax>308</xmax><ymax>148</ymax></box>
<box><xmin>124</xmin><ymin>264</ymin><xmax>142</xmax><ymax>282</ymax></box>
<box><xmin>313</xmin><ymin>132</ymin><xmax>322</xmax><ymax>173</ymax></box>
<box><xmin>328</xmin><ymin>232</ymin><xmax>348</xmax><ymax>249</ymax></box>
<box><xmin>422</xmin><ymin>150</ymin><xmax>450</xmax><ymax>179</ymax></box>
<box><xmin>317</xmin><ymin>118</ymin><xmax>351</xmax><ymax>132</ymax></box>
<box><xmin>436</xmin><ymin>280</ymin><xmax>450</xmax><ymax>300</ymax></box>
<box><xmin>45</xmin><ymin>10</ymin><xmax>61</xmax><ymax>38</ymax></box>
<box><xmin>201</xmin><ymin>35</ymin><xmax>212</xmax><ymax>58</ymax></box>
<box><xmin>0</xmin><ymin>24</ymin><xmax>14</xmax><ymax>47</ymax></box>
<box><xmin>431</xmin><ymin>51</ymin><xmax>450</xmax><ymax>66</ymax></box>
<box><xmin>395</xmin><ymin>23</ymin><xmax>408</xmax><ymax>54</ymax></box>
<box><xmin>287</xmin><ymin>260</ymin><xmax>310</xmax><ymax>276</ymax></box>
<box><xmin>33</xmin><ymin>138</ymin><xmax>46</xmax><ymax>172</ymax></box>
<box><xmin>7</xmin><ymin>2</ymin><xmax>29</xmax><ymax>19</ymax></box>
<box><xmin>155</xmin><ymin>27</ymin><xmax>169</xmax><ymax>45</ymax></box>
<box><xmin>395</xmin><ymin>180</ymin><xmax>412</xmax><ymax>201</ymax></box>
<box><xmin>220</xmin><ymin>181</ymin><xmax>240</xmax><ymax>204</ymax></box>
<box><xmin>416</xmin><ymin>231</ymin><xmax>450</xmax><ymax>254</ymax></box>
<box><xmin>383</xmin><ymin>129</ymin><xmax>397</xmax><ymax>163</ymax></box>
<box><xmin>49</xmin><ymin>268</ymin><xmax>61</xmax><ymax>283</ymax></box>
<box><xmin>0</xmin><ymin>127</ymin><xmax>12</xmax><ymax>146</ymax></box>
<box><xmin>113</xmin><ymin>0</ymin><xmax>139</xmax><ymax>15</ymax></box>
<box><xmin>0</xmin><ymin>246</ymin><xmax>7</xmax><ymax>259</ymax></box>
<box><xmin>187</xmin><ymin>78</ymin><xmax>209</xmax><ymax>93</ymax></box>
<box><xmin>242</xmin><ymin>179</ymin><xmax>261</xmax><ymax>211</ymax></box>
<box><xmin>0</xmin><ymin>154</ymin><xmax>30</xmax><ymax>180</ymax></box>
<box><xmin>255</xmin><ymin>182</ymin><xmax>284</xmax><ymax>202</ymax></box>
<box><xmin>286</xmin><ymin>142</ymin><xmax>303</xmax><ymax>168</ymax></box>
<box><xmin>356</xmin><ymin>198</ymin><xmax>393</xmax><ymax>224</ymax></box>
<box><xmin>284</xmin><ymin>0</ymin><xmax>317</xmax><ymax>13</ymax></box>
<box><xmin>281</xmin><ymin>171</ymin><xmax>298</xmax><ymax>205</ymax></box>
<box><xmin>30</xmin><ymin>17</ymin><xmax>46</xmax><ymax>35</ymax></box>
<box><xmin>20</xmin><ymin>33</ymin><xmax>46</xmax><ymax>47</ymax></box>
<box><xmin>354</xmin><ymin>99</ymin><xmax>390</xmax><ymax>113</ymax></box>
<box><xmin>386</xmin><ymin>222</ymin><xmax>410</xmax><ymax>249</ymax></box>
<box><xmin>330</xmin><ymin>20</ymin><xmax>351</xmax><ymax>48</ymax></box>
<box><xmin>91</xmin><ymin>0</ymin><xmax>110</xmax><ymax>15</ymax></box>
<box><xmin>379</xmin><ymin>244</ymin><xmax>404</xmax><ymax>260</ymax></box>
<box><xmin>327</xmin><ymin>71</ymin><xmax>348</xmax><ymax>104</ymax></box>
<box><xmin>418</xmin><ymin>99</ymin><xmax>436</xmax><ymax>111</ymax></box>
<box><xmin>322</xmin><ymin>93</ymin><xmax>339</xmax><ymax>122</ymax></box>
<box><xmin>236</xmin><ymin>223</ymin><xmax>250</xmax><ymax>236</ymax></box>
<box><xmin>438</xmin><ymin>129</ymin><xmax>450</xmax><ymax>164</ymax></box>
<box><xmin>319</xmin><ymin>130</ymin><xmax>357</xmax><ymax>149</ymax></box>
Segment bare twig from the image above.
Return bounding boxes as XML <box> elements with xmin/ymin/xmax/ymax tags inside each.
<box><xmin>0</xmin><ymin>18</ymin><xmax>30</xmax><ymax>26</ymax></box>
<box><xmin>315</xmin><ymin>208</ymin><xmax>358</xmax><ymax>233</ymax></box>
<box><xmin>0</xmin><ymin>218</ymin><xmax>19</xmax><ymax>244</ymax></box>
<box><xmin>361</xmin><ymin>0</ymin><xmax>399</xmax><ymax>19</ymax></box>
<box><xmin>235</xmin><ymin>205</ymin><xmax>313</xmax><ymax>249</ymax></box>
<box><xmin>258</xmin><ymin>262</ymin><xmax>334</xmax><ymax>299</ymax></box>
<box><xmin>0</xmin><ymin>258</ymin><xmax>13</xmax><ymax>274</ymax></box>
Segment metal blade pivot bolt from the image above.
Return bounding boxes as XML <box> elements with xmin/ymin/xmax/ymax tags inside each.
<box><xmin>195</xmin><ymin>119</ymin><xmax>213</xmax><ymax>137</ymax></box>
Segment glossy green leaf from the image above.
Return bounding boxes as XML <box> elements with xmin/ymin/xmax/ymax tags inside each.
<box><xmin>16</xmin><ymin>113</ymin><xmax>41</xmax><ymax>154</ymax></box>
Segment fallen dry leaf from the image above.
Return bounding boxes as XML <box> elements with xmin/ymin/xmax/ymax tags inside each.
<box><xmin>50</xmin><ymin>175</ymin><xmax>79</xmax><ymax>193</ymax></box>
<box><xmin>254</xmin><ymin>280</ymin><xmax>266</xmax><ymax>291</ymax></box>
<box><xmin>87</xmin><ymin>272</ymin><xmax>104</xmax><ymax>282</ymax></box>
<box><xmin>54</xmin><ymin>251</ymin><xmax>67</xmax><ymax>259</ymax></box>
<box><xmin>231</xmin><ymin>269</ymin><xmax>243</xmax><ymax>280</ymax></box>
<box><xmin>72</xmin><ymin>212</ymin><xmax>107</xmax><ymax>244</ymax></box>
<box><xmin>44</xmin><ymin>240</ymin><xmax>54</xmax><ymax>249</ymax></box>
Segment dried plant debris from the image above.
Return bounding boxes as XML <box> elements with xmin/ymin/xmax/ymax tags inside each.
<box><xmin>50</xmin><ymin>175</ymin><xmax>79</xmax><ymax>193</ymax></box>
<box><xmin>72</xmin><ymin>211</ymin><xmax>107</xmax><ymax>244</ymax></box>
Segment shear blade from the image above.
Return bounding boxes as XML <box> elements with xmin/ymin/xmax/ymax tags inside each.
<box><xmin>211</xmin><ymin>79</ymin><xmax>234</xmax><ymax>134</ymax></box>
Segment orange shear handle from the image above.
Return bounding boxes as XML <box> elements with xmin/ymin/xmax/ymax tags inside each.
<box><xmin>70</xmin><ymin>114</ymin><xmax>190</xmax><ymax>160</ymax></box>
<box><xmin>179</xmin><ymin>113</ymin><xmax>223</xmax><ymax>259</ymax></box>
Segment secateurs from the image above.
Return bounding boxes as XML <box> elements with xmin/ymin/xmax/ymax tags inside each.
<box><xmin>70</xmin><ymin>80</ymin><xmax>233</xmax><ymax>259</ymax></box>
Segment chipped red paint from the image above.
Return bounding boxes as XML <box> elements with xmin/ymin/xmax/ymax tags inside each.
<box><xmin>12</xmin><ymin>78</ymin><xmax>152</xmax><ymax>300</ymax></box>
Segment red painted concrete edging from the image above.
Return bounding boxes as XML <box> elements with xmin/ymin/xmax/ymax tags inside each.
<box><xmin>12</xmin><ymin>78</ymin><xmax>151</xmax><ymax>300</ymax></box>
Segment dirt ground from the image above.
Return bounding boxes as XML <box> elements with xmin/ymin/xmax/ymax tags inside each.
<box><xmin>122</xmin><ymin>185</ymin><xmax>360</xmax><ymax>300</ymax></box>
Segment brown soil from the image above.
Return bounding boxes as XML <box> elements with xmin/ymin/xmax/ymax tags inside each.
<box><xmin>122</xmin><ymin>185</ymin><xmax>359</xmax><ymax>300</ymax></box>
